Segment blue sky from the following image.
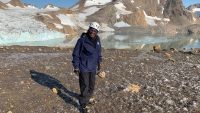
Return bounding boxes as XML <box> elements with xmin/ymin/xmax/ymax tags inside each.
<box><xmin>21</xmin><ymin>0</ymin><xmax>199</xmax><ymax>8</ymax></box>
<box><xmin>21</xmin><ymin>0</ymin><xmax>79</xmax><ymax>8</ymax></box>
<box><xmin>183</xmin><ymin>0</ymin><xmax>199</xmax><ymax>7</ymax></box>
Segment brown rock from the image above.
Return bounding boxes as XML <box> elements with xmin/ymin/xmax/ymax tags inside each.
<box><xmin>0</xmin><ymin>1</ymin><xmax>8</xmax><ymax>9</ymax></box>
<box><xmin>163</xmin><ymin>0</ymin><xmax>193</xmax><ymax>25</ymax></box>
<box><xmin>153</xmin><ymin>45</ymin><xmax>161</xmax><ymax>53</ymax></box>
<box><xmin>9</xmin><ymin>0</ymin><xmax>25</xmax><ymax>8</ymax></box>
<box><xmin>123</xmin><ymin>9</ymin><xmax>147</xmax><ymax>27</ymax></box>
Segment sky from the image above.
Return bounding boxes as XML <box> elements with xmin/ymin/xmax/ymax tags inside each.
<box><xmin>21</xmin><ymin>0</ymin><xmax>199</xmax><ymax>8</ymax></box>
<box><xmin>183</xmin><ymin>0</ymin><xmax>199</xmax><ymax>7</ymax></box>
<box><xmin>21</xmin><ymin>0</ymin><xmax>79</xmax><ymax>8</ymax></box>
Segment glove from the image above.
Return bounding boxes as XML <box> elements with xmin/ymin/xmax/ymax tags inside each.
<box><xmin>97</xmin><ymin>63</ymin><xmax>101</xmax><ymax>75</ymax></box>
<box><xmin>74</xmin><ymin>68</ymin><xmax>80</xmax><ymax>75</ymax></box>
<box><xmin>97</xmin><ymin>63</ymin><xmax>101</xmax><ymax>71</ymax></box>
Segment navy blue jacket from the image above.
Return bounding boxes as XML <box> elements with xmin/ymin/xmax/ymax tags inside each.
<box><xmin>72</xmin><ymin>33</ymin><xmax>102</xmax><ymax>72</ymax></box>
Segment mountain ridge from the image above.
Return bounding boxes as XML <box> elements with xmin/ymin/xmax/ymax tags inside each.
<box><xmin>0</xmin><ymin>0</ymin><xmax>200</xmax><ymax>37</ymax></box>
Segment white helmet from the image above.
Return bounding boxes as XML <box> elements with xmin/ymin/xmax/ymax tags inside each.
<box><xmin>89</xmin><ymin>22</ymin><xmax>100</xmax><ymax>31</ymax></box>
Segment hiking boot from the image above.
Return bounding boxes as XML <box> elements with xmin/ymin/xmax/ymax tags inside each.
<box><xmin>81</xmin><ymin>106</ymin><xmax>90</xmax><ymax>113</ymax></box>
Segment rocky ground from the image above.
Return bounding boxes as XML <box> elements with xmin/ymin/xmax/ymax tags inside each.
<box><xmin>0</xmin><ymin>46</ymin><xmax>200</xmax><ymax>113</ymax></box>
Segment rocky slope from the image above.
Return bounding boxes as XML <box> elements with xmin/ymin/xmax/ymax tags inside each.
<box><xmin>0</xmin><ymin>46</ymin><xmax>200</xmax><ymax>113</ymax></box>
<box><xmin>8</xmin><ymin>0</ymin><xmax>24</xmax><ymax>8</ymax></box>
<box><xmin>0</xmin><ymin>1</ymin><xmax>8</xmax><ymax>9</ymax></box>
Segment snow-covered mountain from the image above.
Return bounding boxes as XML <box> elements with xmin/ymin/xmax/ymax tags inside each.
<box><xmin>187</xmin><ymin>4</ymin><xmax>200</xmax><ymax>17</ymax></box>
<box><xmin>70</xmin><ymin>0</ymin><xmax>200</xmax><ymax>34</ymax></box>
<box><xmin>0</xmin><ymin>0</ymin><xmax>66</xmax><ymax>45</ymax></box>
<box><xmin>0</xmin><ymin>0</ymin><xmax>200</xmax><ymax>45</ymax></box>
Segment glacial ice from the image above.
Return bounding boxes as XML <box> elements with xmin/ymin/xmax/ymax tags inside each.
<box><xmin>0</xmin><ymin>31</ymin><xmax>65</xmax><ymax>46</ymax></box>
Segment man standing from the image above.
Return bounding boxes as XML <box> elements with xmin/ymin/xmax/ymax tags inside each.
<box><xmin>72</xmin><ymin>22</ymin><xmax>102</xmax><ymax>113</ymax></box>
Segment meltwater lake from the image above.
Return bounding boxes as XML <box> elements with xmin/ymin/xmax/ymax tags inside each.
<box><xmin>1</xmin><ymin>33</ymin><xmax>200</xmax><ymax>51</ymax></box>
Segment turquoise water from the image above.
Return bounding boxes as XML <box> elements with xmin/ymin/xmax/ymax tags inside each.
<box><xmin>99</xmin><ymin>34</ymin><xmax>200</xmax><ymax>50</ymax></box>
<box><xmin>1</xmin><ymin>33</ymin><xmax>200</xmax><ymax>50</ymax></box>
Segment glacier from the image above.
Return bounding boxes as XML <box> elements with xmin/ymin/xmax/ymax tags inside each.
<box><xmin>0</xmin><ymin>31</ymin><xmax>65</xmax><ymax>46</ymax></box>
<box><xmin>0</xmin><ymin>6</ymin><xmax>66</xmax><ymax>46</ymax></box>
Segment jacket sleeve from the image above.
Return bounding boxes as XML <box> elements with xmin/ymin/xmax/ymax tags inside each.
<box><xmin>72</xmin><ymin>38</ymin><xmax>82</xmax><ymax>69</ymax></box>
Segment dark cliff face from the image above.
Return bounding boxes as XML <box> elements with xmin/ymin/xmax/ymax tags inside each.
<box><xmin>187</xmin><ymin>4</ymin><xmax>200</xmax><ymax>11</ymax></box>
<box><xmin>163</xmin><ymin>0</ymin><xmax>193</xmax><ymax>25</ymax></box>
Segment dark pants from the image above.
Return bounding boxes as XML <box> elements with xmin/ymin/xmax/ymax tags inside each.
<box><xmin>79</xmin><ymin>72</ymin><xmax>96</xmax><ymax>107</ymax></box>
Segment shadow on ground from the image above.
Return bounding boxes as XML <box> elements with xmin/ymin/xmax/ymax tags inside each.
<box><xmin>30</xmin><ymin>70</ymin><xmax>82</xmax><ymax>112</ymax></box>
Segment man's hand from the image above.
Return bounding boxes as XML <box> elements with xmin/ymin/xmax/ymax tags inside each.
<box><xmin>74</xmin><ymin>69</ymin><xmax>80</xmax><ymax>75</ymax></box>
<box><xmin>97</xmin><ymin>63</ymin><xmax>102</xmax><ymax>71</ymax></box>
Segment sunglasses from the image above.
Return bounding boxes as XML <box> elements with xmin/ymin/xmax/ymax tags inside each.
<box><xmin>89</xmin><ymin>27</ymin><xmax>98</xmax><ymax>33</ymax></box>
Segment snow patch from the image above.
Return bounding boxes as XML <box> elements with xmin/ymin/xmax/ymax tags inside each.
<box><xmin>6</xmin><ymin>3</ymin><xmax>21</xmax><ymax>8</ymax></box>
<box><xmin>40</xmin><ymin>13</ymin><xmax>53</xmax><ymax>19</ymax></box>
<box><xmin>193</xmin><ymin>16</ymin><xmax>196</xmax><ymax>21</ymax></box>
<box><xmin>54</xmin><ymin>23</ymin><xmax>63</xmax><ymax>29</ymax></box>
<box><xmin>101</xmin><ymin>23</ymin><xmax>114</xmax><ymax>32</ymax></box>
<box><xmin>45</xmin><ymin>5</ymin><xmax>60</xmax><ymax>10</ymax></box>
<box><xmin>76</xmin><ymin>6</ymin><xmax>100</xmax><ymax>30</ymax></box>
<box><xmin>26</xmin><ymin>5</ymin><xmax>38</xmax><ymax>9</ymax></box>
<box><xmin>114</xmin><ymin>21</ymin><xmax>131</xmax><ymax>27</ymax></box>
<box><xmin>131</xmin><ymin>0</ymin><xmax>134</xmax><ymax>3</ymax></box>
<box><xmin>143</xmin><ymin>11</ymin><xmax>170</xmax><ymax>26</ymax></box>
<box><xmin>77</xmin><ymin>6</ymin><xmax>100</xmax><ymax>22</ymax></box>
<box><xmin>57</xmin><ymin>14</ymin><xmax>76</xmax><ymax>27</ymax></box>
<box><xmin>161</xmin><ymin>7</ymin><xmax>164</xmax><ymax>14</ymax></box>
<box><xmin>85</xmin><ymin>0</ymin><xmax>112</xmax><ymax>7</ymax></box>
<box><xmin>0</xmin><ymin>0</ymin><xmax>11</xmax><ymax>3</ymax></box>
<box><xmin>158</xmin><ymin>0</ymin><xmax>160</xmax><ymax>4</ymax></box>
<box><xmin>114</xmin><ymin>2</ymin><xmax>132</xmax><ymax>19</ymax></box>
<box><xmin>192</xmin><ymin>8</ymin><xmax>200</xmax><ymax>12</ymax></box>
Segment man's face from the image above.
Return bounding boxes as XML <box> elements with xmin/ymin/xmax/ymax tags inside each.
<box><xmin>88</xmin><ymin>27</ymin><xmax>98</xmax><ymax>38</ymax></box>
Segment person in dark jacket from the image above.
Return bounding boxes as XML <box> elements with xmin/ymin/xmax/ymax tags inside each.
<box><xmin>72</xmin><ymin>22</ymin><xmax>102</xmax><ymax>113</ymax></box>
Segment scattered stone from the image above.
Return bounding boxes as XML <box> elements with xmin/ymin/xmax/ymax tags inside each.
<box><xmin>166</xmin><ymin>99</ymin><xmax>174</xmax><ymax>105</ymax></box>
<box><xmin>45</xmin><ymin>66</ymin><xmax>51</xmax><ymax>70</ymax></box>
<box><xmin>123</xmin><ymin>84</ymin><xmax>140</xmax><ymax>93</ymax></box>
<box><xmin>183</xmin><ymin>107</ymin><xmax>188</xmax><ymax>111</ymax></box>
<box><xmin>164</xmin><ymin>52</ymin><xmax>171</xmax><ymax>59</ymax></box>
<box><xmin>168</xmin><ymin>58</ymin><xmax>175</xmax><ymax>63</ymax></box>
<box><xmin>52</xmin><ymin>88</ymin><xmax>58</xmax><ymax>94</ymax></box>
<box><xmin>153</xmin><ymin>45</ymin><xmax>161</xmax><ymax>53</ymax></box>
<box><xmin>38</xmin><ymin>48</ymin><xmax>42</xmax><ymax>52</ymax></box>
<box><xmin>20</xmin><ymin>81</ymin><xmax>24</xmax><ymax>84</ymax></box>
